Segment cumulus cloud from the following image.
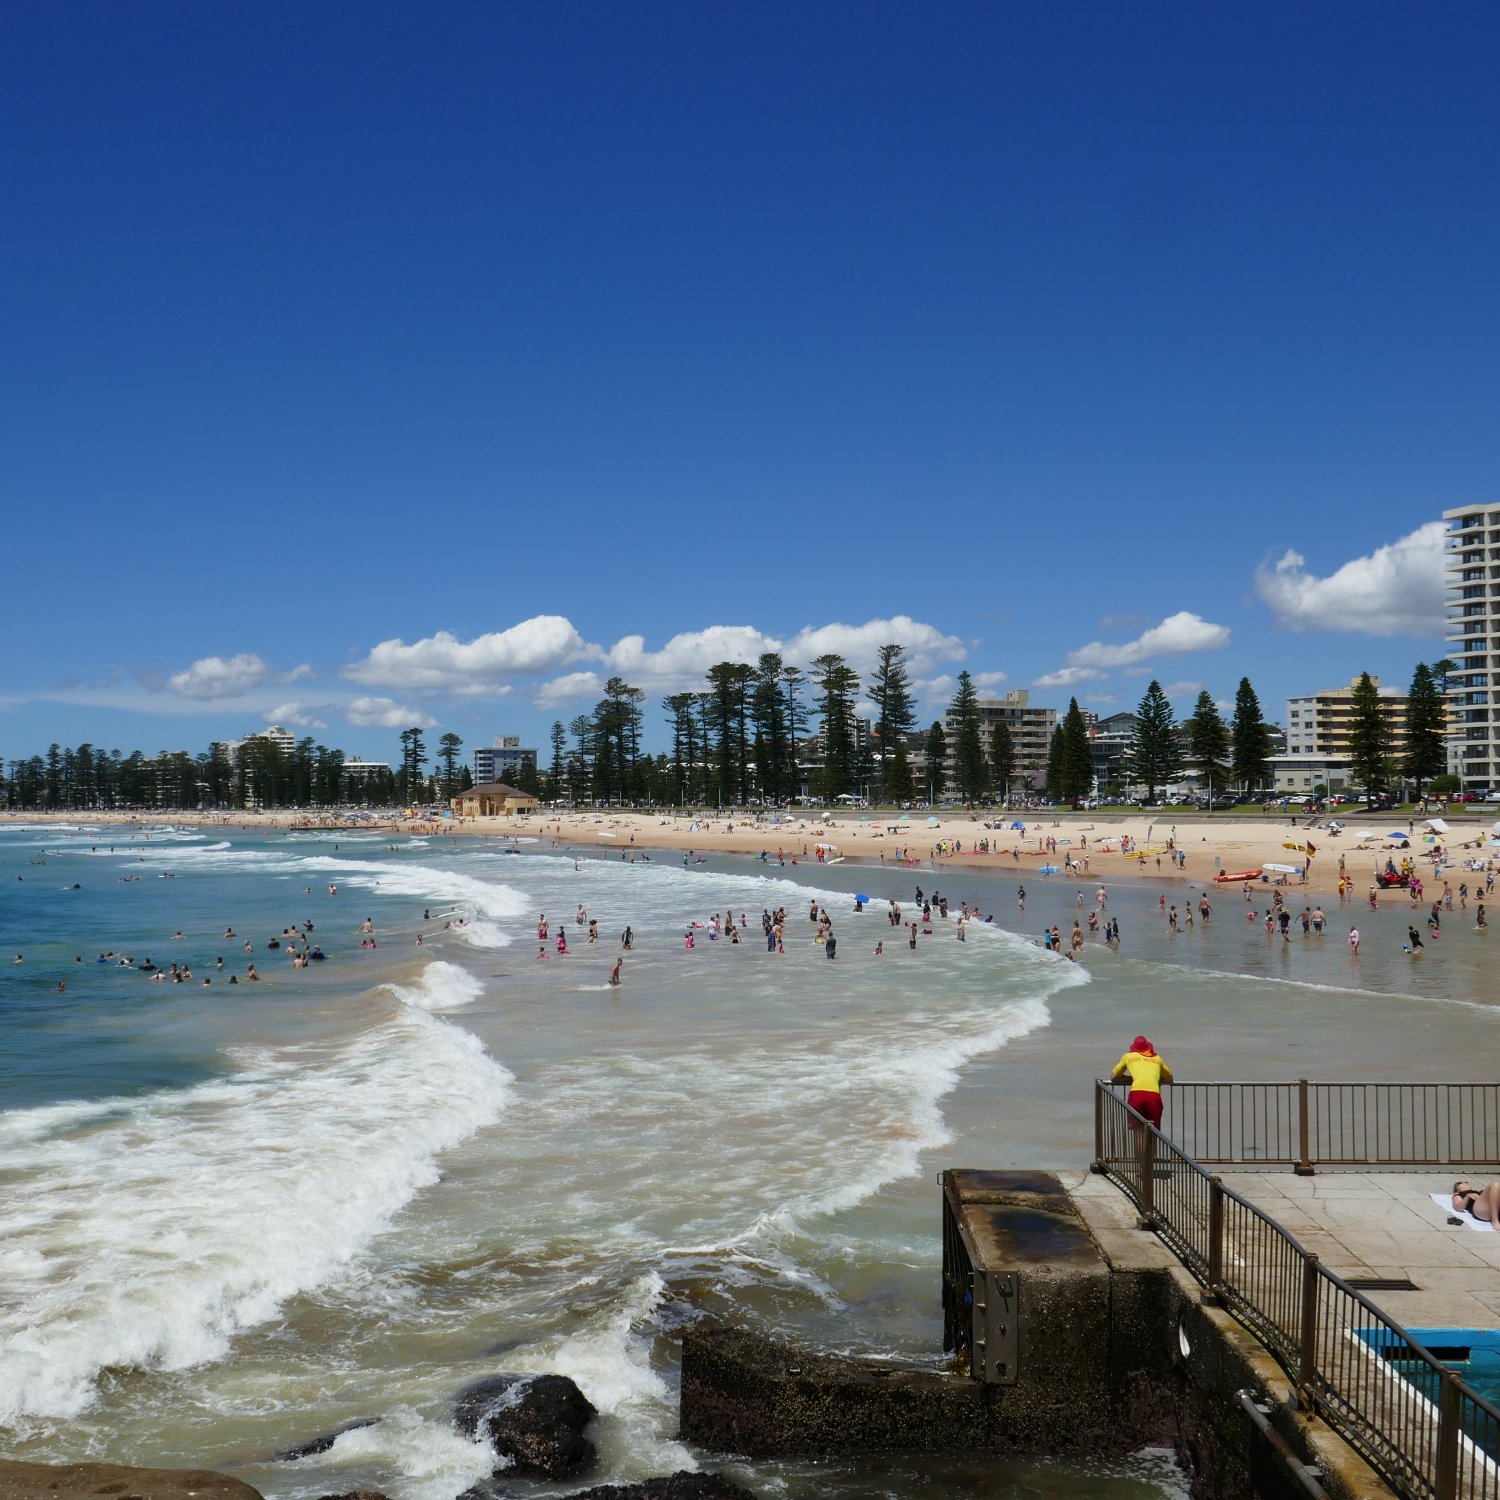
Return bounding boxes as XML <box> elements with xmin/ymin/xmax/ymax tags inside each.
<box><xmin>265</xmin><ymin>702</ymin><xmax>328</xmax><ymax>730</ymax></box>
<box><xmin>530</xmin><ymin>615</ymin><xmax>970</xmax><ymax>707</ymax></box>
<box><xmin>1253</xmin><ymin>522</ymin><xmax>1446</xmax><ymax>636</ymax></box>
<box><xmin>167</xmin><ymin>653</ymin><xmax>271</xmax><ymax>700</ymax></box>
<box><xmin>1163</xmin><ymin>681</ymin><xmax>1205</xmax><ymax>699</ymax></box>
<box><xmin>915</xmin><ymin>669</ymin><xmax>1007</xmax><ymax>704</ymax></box>
<box><xmin>534</xmin><ymin>672</ymin><xmax>604</xmax><ymax>710</ymax></box>
<box><xmin>344</xmin><ymin>616</ymin><xmax>590</xmax><ymax>689</ymax></box>
<box><xmin>1033</xmin><ymin>666</ymin><xmax>1106</xmax><ymax>690</ymax></box>
<box><xmin>345</xmin><ymin>697</ymin><xmax>437</xmax><ymax>730</ymax></box>
<box><xmin>1065</xmin><ymin>612</ymin><xmax>1230</xmax><ymax>670</ymax></box>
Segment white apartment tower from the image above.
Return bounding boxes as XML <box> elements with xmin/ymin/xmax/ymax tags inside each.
<box><xmin>1444</xmin><ymin>503</ymin><xmax>1500</xmax><ymax>791</ymax></box>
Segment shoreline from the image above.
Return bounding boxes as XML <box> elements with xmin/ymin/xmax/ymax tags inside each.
<box><xmin>5</xmin><ymin>806</ymin><xmax>1495</xmax><ymax>903</ymax></box>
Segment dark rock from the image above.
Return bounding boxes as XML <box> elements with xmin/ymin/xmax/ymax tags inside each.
<box><xmin>680</xmin><ymin>1325</ymin><xmax>986</xmax><ymax>1459</ymax></box>
<box><xmin>276</xmin><ymin>1419</ymin><xmax>380</xmax><ymax>1461</ymax></box>
<box><xmin>565</xmin><ymin>1473</ymin><xmax>757</xmax><ymax>1500</ymax></box>
<box><xmin>454</xmin><ymin>1373</ymin><xmax>598</xmax><ymax>1479</ymax></box>
<box><xmin>314</xmin><ymin>1492</ymin><xmax>391</xmax><ymax>1500</ymax></box>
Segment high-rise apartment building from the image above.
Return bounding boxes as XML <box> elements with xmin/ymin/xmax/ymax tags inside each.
<box><xmin>1284</xmin><ymin>677</ymin><xmax>1409</xmax><ymax>762</ymax></box>
<box><xmin>1443</xmin><ymin>503</ymin><xmax>1499</xmax><ymax>791</ymax></box>
<box><xmin>942</xmin><ymin>691</ymin><xmax>1058</xmax><ymax>780</ymax></box>
<box><xmin>473</xmin><ymin>735</ymin><xmax>538</xmax><ymax>783</ymax></box>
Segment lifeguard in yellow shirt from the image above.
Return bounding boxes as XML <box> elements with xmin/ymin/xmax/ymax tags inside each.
<box><xmin>1111</xmin><ymin>1035</ymin><xmax>1172</xmax><ymax>1159</ymax></box>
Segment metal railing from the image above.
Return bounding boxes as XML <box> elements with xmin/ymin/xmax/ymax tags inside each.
<box><xmin>1093</xmin><ymin>1081</ymin><xmax>1500</xmax><ymax>1500</ymax></box>
<box><xmin>1101</xmin><ymin>1080</ymin><xmax>1500</xmax><ymax>1174</ymax></box>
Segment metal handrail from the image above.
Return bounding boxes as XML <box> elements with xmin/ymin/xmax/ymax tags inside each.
<box><xmin>1093</xmin><ymin>1080</ymin><xmax>1500</xmax><ymax>1500</ymax></box>
<box><xmin>1100</xmin><ymin>1079</ymin><xmax>1500</xmax><ymax>1174</ymax></box>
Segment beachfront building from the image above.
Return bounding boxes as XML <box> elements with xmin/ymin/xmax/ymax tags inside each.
<box><xmin>341</xmin><ymin>757</ymin><xmax>391</xmax><ymax>785</ymax></box>
<box><xmin>1284</xmin><ymin>677</ymin><xmax>1415</xmax><ymax>767</ymax></box>
<box><xmin>1444</xmin><ymin>503</ymin><xmax>1499</xmax><ymax>791</ymax></box>
<box><xmin>1087</xmin><ymin>712</ymin><xmax>1137</xmax><ymax>793</ymax></box>
<box><xmin>943</xmin><ymin>691</ymin><xmax>1058</xmax><ymax>784</ymax></box>
<box><xmin>473</xmin><ymin>735</ymin><xmax>538</xmax><ymax>783</ymax></box>
<box><xmin>451</xmin><ymin>781</ymin><xmax>540</xmax><ymax>818</ymax></box>
<box><xmin>1268</xmin><ymin>754</ymin><xmax>1351</xmax><ymax>797</ymax></box>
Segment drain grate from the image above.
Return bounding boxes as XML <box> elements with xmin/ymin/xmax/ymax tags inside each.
<box><xmin>1345</xmin><ymin>1277</ymin><xmax>1420</xmax><ymax>1291</ymax></box>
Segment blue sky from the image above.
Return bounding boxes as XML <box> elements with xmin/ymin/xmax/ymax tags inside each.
<box><xmin>2</xmin><ymin>3</ymin><xmax>1494</xmax><ymax>764</ymax></box>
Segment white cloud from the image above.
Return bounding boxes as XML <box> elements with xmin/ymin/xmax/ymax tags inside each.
<box><xmin>1253</xmin><ymin>521</ymin><xmax>1445</xmax><ymax>636</ymax></box>
<box><xmin>531</xmin><ymin>616</ymin><xmax>971</xmax><ymax>707</ymax></box>
<box><xmin>167</xmin><ymin>653</ymin><xmax>271</xmax><ymax>700</ymax></box>
<box><xmin>285</xmin><ymin>663</ymin><xmax>314</xmax><ymax>683</ymax></box>
<box><xmin>1033</xmin><ymin>666</ymin><xmax>1106</xmax><ymax>690</ymax></box>
<box><xmin>534</xmin><ymin>672</ymin><xmax>604</xmax><ymax>710</ymax></box>
<box><xmin>344</xmin><ymin>616</ymin><xmax>590</xmax><ymax>689</ymax></box>
<box><xmin>1065</xmin><ymin>612</ymin><xmax>1230</xmax><ymax>670</ymax></box>
<box><xmin>265</xmin><ymin>702</ymin><xmax>327</xmax><ymax>730</ymax></box>
<box><xmin>780</xmin><ymin>617</ymin><xmax>966</xmax><ymax>677</ymax></box>
<box><xmin>1086</xmin><ymin>693</ymin><xmax>1119</xmax><ymax>706</ymax></box>
<box><xmin>1163</xmin><ymin>681</ymin><xmax>1205</xmax><ymax>699</ymax></box>
<box><xmin>345</xmin><ymin>697</ymin><xmax>437</xmax><ymax>730</ymax></box>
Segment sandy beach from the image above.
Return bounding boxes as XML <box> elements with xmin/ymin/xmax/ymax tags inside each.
<box><xmin>503</xmin><ymin>808</ymin><xmax>1498</xmax><ymax>903</ymax></box>
<box><xmin>14</xmin><ymin>805</ymin><xmax>1491</xmax><ymax>905</ymax></box>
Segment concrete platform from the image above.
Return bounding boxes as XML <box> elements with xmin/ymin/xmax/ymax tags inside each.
<box><xmin>1069</xmin><ymin>1166</ymin><xmax>1500</xmax><ymax>1333</ymax></box>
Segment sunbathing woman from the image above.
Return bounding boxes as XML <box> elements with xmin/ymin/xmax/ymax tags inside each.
<box><xmin>1453</xmin><ymin>1179</ymin><xmax>1500</xmax><ymax>1229</ymax></box>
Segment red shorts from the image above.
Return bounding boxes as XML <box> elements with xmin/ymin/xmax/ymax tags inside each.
<box><xmin>1127</xmin><ymin>1090</ymin><xmax>1163</xmax><ymax>1129</ymax></box>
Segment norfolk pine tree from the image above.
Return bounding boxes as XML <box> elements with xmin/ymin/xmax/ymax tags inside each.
<box><xmin>1129</xmin><ymin>681</ymin><xmax>1180</xmax><ymax>802</ymax></box>
<box><xmin>1230</xmin><ymin>677</ymin><xmax>1272</xmax><ymax>794</ymax></box>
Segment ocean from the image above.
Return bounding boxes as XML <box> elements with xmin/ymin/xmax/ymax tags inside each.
<box><xmin>1</xmin><ymin>822</ymin><xmax>1494</xmax><ymax>1500</ymax></box>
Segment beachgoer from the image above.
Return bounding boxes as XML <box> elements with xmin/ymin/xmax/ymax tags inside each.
<box><xmin>608</xmin><ymin>958</ymin><xmax>622</xmax><ymax>986</ymax></box>
<box><xmin>1453</xmin><ymin>1179</ymin><xmax>1500</xmax><ymax>1231</ymax></box>
<box><xmin>1348</xmin><ymin>925</ymin><xmax>1360</xmax><ymax>955</ymax></box>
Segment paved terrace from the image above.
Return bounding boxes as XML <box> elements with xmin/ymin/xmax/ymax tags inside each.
<box><xmin>1070</xmin><ymin>1166</ymin><xmax>1500</xmax><ymax>1332</ymax></box>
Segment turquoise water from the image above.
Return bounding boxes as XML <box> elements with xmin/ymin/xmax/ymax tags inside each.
<box><xmin>1</xmin><ymin>821</ymin><xmax>1495</xmax><ymax>1499</ymax></box>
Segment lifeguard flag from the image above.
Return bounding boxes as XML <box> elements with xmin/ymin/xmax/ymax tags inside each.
<box><xmin>1306</xmin><ymin>840</ymin><xmax>1317</xmax><ymax>855</ymax></box>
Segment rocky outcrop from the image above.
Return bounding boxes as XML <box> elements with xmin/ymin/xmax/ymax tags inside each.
<box><xmin>680</xmin><ymin>1325</ymin><xmax>986</xmax><ymax>1459</ymax></box>
<box><xmin>0</xmin><ymin>1459</ymin><xmax>263</xmax><ymax>1500</ymax></box>
<box><xmin>565</xmin><ymin>1474</ymin><xmax>756</xmax><ymax>1500</ymax></box>
<box><xmin>454</xmin><ymin>1373</ymin><xmax>597</xmax><ymax>1479</ymax></box>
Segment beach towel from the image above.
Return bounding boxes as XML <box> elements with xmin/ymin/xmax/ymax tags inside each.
<box><xmin>1430</xmin><ymin>1192</ymin><xmax>1497</xmax><ymax>1230</ymax></box>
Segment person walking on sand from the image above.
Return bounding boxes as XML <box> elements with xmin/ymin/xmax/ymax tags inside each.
<box><xmin>1111</xmin><ymin>1036</ymin><xmax>1173</xmax><ymax>1170</ymax></box>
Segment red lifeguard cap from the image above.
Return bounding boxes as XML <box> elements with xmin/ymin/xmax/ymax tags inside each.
<box><xmin>1131</xmin><ymin>1035</ymin><xmax>1153</xmax><ymax>1053</ymax></box>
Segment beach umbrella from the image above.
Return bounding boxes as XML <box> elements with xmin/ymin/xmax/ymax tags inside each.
<box><xmin>1492</xmin><ymin>820</ymin><xmax>1500</xmax><ymax>834</ymax></box>
<box><xmin>1386</xmin><ymin>831</ymin><xmax>1406</xmax><ymax>839</ymax></box>
<box><xmin>1010</xmin><ymin>820</ymin><xmax>1025</xmax><ymax>830</ymax></box>
<box><xmin>1282</xmin><ymin>841</ymin><xmax>1307</xmax><ymax>852</ymax></box>
<box><xmin>855</xmin><ymin>893</ymin><xmax>870</xmax><ymax>903</ymax></box>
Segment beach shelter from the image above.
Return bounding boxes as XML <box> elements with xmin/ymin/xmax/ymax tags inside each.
<box><xmin>1010</xmin><ymin>820</ymin><xmax>1025</xmax><ymax>830</ymax></box>
<box><xmin>1492</xmin><ymin>820</ymin><xmax>1500</xmax><ymax>835</ymax></box>
<box><xmin>1425</xmin><ymin>818</ymin><xmax>1450</xmax><ymax>834</ymax></box>
<box><xmin>927</xmin><ymin>815</ymin><xmax>940</xmax><ymax>824</ymax></box>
